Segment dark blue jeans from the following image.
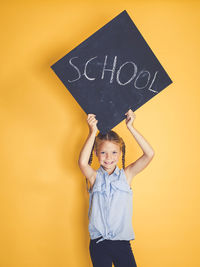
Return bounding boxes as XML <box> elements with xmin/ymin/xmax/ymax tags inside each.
<box><xmin>89</xmin><ymin>236</ymin><xmax>137</xmax><ymax>267</ymax></box>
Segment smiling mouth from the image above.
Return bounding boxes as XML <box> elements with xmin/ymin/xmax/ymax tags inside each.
<box><xmin>105</xmin><ymin>162</ymin><xmax>114</xmax><ymax>165</ymax></box>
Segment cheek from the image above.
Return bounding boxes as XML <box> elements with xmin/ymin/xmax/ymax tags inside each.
<box><xmin>113</xmin><ymin>154</ymin><xmax>120</xmax><ymax>160</ymax></box>
<box><xmin>117</xmin><ymin>153</ymin><xmax>121</xmax><ymax>159</ymax></box>
<box><xmin>99</xmin><ymin>155</ymin><xmax>104</xmax><ymax>160</ymax></box>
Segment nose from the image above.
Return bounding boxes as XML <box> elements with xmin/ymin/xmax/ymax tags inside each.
<box><xmin>106</xmin><ymin>153</ymin><xmax>112</xmax><ymax>159</ymax></box>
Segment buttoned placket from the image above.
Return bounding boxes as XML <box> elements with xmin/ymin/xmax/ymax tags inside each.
<box><xmin>95</xmin><ymin>166</ymin><xmax>120</xmax><ymax>244</ymax></box>
<box><xmin>104</xmin><ymin>172</ymin><xmax>109</xmax><ymax>238</ymax></box>
<box><xmin>101</xmin><ymin>171</ymin><xmax>114</xmax><ymax>242</ymax></box>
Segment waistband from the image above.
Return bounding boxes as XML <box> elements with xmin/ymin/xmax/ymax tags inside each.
<box><xmin>90</xmin><ymin>236</ymin><xmax>132</xmax><ymax>244</ymax></box>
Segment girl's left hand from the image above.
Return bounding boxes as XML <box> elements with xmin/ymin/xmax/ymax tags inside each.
<box><xmin>125</xmin><ymin>109</ymin><xmax>136</xmax><ymax>129</ymax></box>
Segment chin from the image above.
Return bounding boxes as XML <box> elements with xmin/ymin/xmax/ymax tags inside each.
<box><xmin>103</xmin><ymin>163</ymin><xmax>115</xmax><ymax>168</ymax></box>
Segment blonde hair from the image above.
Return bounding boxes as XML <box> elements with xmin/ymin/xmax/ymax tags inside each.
<box><xmin>86</xmin><ymin>130</ymin><xmax>126</xmax><ymax>191</ymax></box>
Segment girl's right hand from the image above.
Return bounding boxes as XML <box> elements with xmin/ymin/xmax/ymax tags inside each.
<box><xmin>87</xmin><ymin>114</ymin><xmax>98</xmax><ymax>134</ymax></box>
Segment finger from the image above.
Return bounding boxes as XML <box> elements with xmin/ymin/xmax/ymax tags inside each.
<box><xmin>87</xmin><ymin>115</ymin><xmax>96</xmax><ymax>121</ymax></box>
<box><xmin>89</xmin><ymin>117</ymin><xmax>97</xmax><ymax>121</ymax></box>
<box><xmin>88</xmin><ymin>118</ymin><xmax>97</xmax><ymax>124</ymax></box>
<box><xmin>87</xmin><ymin>115</ymin><xmax>92</xmax><ymax>120</ymax></box>
<box><xmin>87</xmin><ymin>114</ymin><xmax>96</xmax><ymax>118</ymax></box>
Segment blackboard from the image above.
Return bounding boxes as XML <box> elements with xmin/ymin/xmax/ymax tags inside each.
<box><xmin>51</xmin><ymin>10</ymin><xmax>172</xmax><ymax>134</ymax></box>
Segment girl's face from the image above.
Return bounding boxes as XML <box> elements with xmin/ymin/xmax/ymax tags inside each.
<box><xmin>95</xmin><ymin>141</ymin><xmax>121</xmax><ymax>172</ymax></box>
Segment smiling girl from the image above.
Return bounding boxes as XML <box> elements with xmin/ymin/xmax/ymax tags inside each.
<box><xmin>78</xmin><ymin>109</ymin><xmax>154</xmax><ymax>267</ymax></box>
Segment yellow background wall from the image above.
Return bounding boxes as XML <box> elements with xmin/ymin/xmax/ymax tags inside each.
<box><xmin>1</xmin><ymin>0</ymin><xmax>199</xmax><ymax>266</ymax></box>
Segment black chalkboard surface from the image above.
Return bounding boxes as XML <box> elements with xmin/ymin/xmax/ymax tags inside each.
<box><xmin>51</xmin><ymin>10</ymin><xmax>172</xmax><ymax>134</ymax></box>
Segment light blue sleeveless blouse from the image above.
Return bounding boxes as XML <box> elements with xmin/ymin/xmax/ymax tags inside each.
<box><xmin>88</xmin><ymin>165</ymin><xmax>135</xmax><ymax>243</ymax></box>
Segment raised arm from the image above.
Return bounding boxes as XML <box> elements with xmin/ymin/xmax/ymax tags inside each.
<box><xmin>124</xmin><ymin>109</ymin><xmax>155</xmax><ymax>185</ymax></box>
<box><xmin>78</xmin><ymin>114</ymin><xmax>98</xmax><ymax>186</ymax></box>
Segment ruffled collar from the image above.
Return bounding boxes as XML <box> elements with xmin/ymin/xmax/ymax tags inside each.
<box><xmin>91</xmin><ymin>165</ymin><xmax>132</xmax><ymax>194</ymax></box>
<box><xmin>99</xmin><ymin>165</ymin><xmax>120</xmax><ymax>177</ymax></box>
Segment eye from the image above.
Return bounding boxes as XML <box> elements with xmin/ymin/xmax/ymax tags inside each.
<box><xmin>100</xmin><ymin>152</ymin><xmax>105</xmax><ymax>154</ymax></box>
<box><xmin>113</xmin><ymin>151</ymin><xmax>117</xmax><ymax>154</ymax></box>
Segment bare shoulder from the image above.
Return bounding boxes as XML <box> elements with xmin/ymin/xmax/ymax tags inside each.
<box><xmin>124</xmin><ymin>153</ymin><xmax>155</xmax><ymax>186</ymax></box>
<box><xmin>78</xmin><ymin>163</ymin><xmax>97</xmax><ymax>187</ymax></box>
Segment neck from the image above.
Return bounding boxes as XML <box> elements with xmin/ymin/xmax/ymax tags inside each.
<box><xmin>101</xmin><ymin>165</ymin><xmax>117</xmax><ymax>175</ymax></box>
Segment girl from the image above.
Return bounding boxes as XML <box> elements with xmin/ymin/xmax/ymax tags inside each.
<box><xmin>78</xmin><ymin>109</ymin><xmax>154</xmax><ymax>267</ymax></box>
